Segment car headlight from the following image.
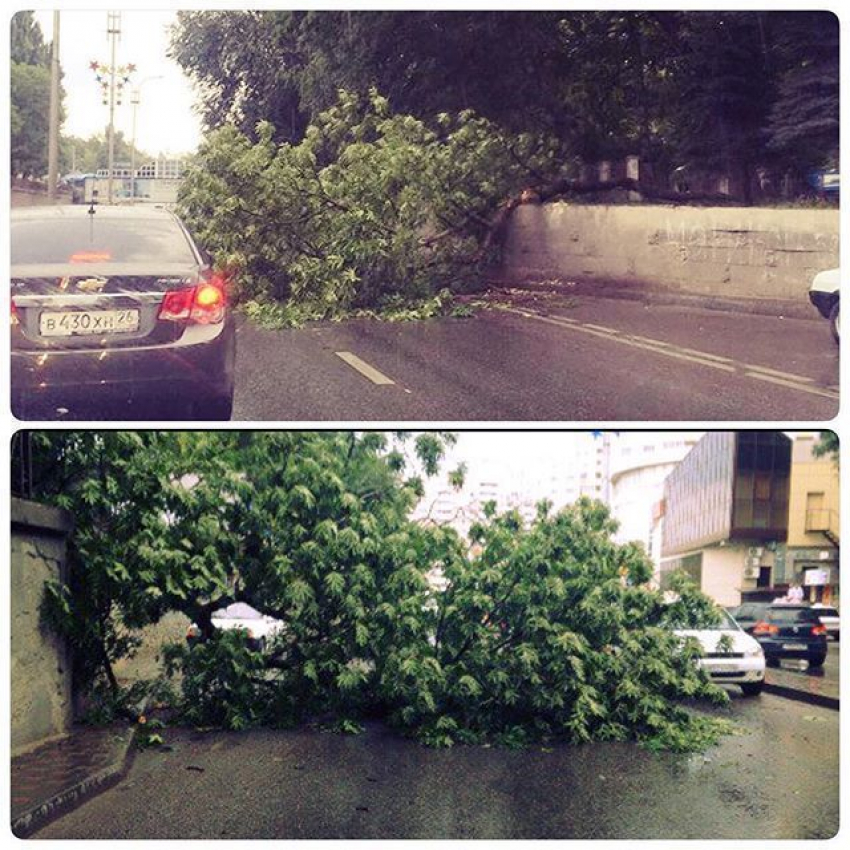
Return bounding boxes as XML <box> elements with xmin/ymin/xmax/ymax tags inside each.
<box><xmin>744</xmin><ymin>645</ymin><xmax>764</xmax><ymax>658</ymax></box>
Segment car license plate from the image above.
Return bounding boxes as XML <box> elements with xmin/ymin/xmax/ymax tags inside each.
<box><xmin>40</xmin><ymin>309</ymin><xmax>140</xmax><ymax>337</ymax></box>
<box><xmin>782</xmin><ymin>643</ymin><xmax>806</xmax><ymax>651</ymax></box>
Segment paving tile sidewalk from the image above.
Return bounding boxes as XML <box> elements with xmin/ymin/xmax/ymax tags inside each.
<box><xmin>11</xmin><ymin>723</ymin><xmax>138</xmax><ymax>837</ymax></box>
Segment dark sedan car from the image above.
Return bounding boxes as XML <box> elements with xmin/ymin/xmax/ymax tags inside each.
<box><xmin>11</xmin><ymin>205</ymin><xmax>235</xmax><ymax>420</ymax></box>
<box><xmin>732</xmin><ymin>602</ymin><xmax>828</xmax><ymax>668</ymax></box>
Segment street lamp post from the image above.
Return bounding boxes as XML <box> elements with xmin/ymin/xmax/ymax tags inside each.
<box><xmin>129</xmin><ymin>76</ymin><xmax>163</xmax><ymax>200</ymax></box>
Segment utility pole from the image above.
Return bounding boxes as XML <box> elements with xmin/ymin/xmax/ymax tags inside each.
<box><xmin>106</xmin><ymin>11</ymin><xmax>120</xmax><ymax>204</ymax></box>
<box><xmin>47</xmin><ymin>11</ymin><xmax>61</xmax><ymax>202</ymax></box>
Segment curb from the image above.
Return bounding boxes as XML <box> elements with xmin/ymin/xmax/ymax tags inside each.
<box><xmin>11</xmin><ymin>717</ymin><xmax>145</xmax><ymax>838</ymax></box>
<box><xmin>487</xmin><ymin>277</ymin><xmax>816</xmax><ymax>320</ymax></box>
<box><xmin>762</xmin><ymin>683</ymin><xmax>839</xmax><ymax>712</ymax></box>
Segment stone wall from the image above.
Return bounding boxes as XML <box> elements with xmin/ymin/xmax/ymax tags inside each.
<box><xmin>501</xmin><ymin>203</ymin><xmax>839</xmax><ymax>304</ymax></box>
<box><xmin>11</xmin><ymin>498</ymin><xmax>75</xmax><ymax>757</ymax></box>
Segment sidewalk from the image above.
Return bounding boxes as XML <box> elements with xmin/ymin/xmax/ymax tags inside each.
<box><xmin>11</xmin><ymin>723</ymin><xmax>139</xmax><ymax>837</ymax></box>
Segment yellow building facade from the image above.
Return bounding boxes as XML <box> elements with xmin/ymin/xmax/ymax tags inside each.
<box><xmin>783</xmin><ymin>434</ymin><xmax>839</xmax><ymax>604</ymax></box>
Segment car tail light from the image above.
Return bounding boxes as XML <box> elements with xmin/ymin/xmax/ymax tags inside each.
<box><xmin>158</xmin><ymin>274</ymin><xmax>226</xmax><ymax>325</ymax></box>
<box><xmin>186</xmin><ymin>625</ymin><xmax>200</xmax><ymax>640</ymax></box>
<box><xmin>752</xmin><ymin>620</ymin><xmax>779</xmax><ymax>636</ymax></box>
<box><xmin>11</xmin><ymin>299</ymin><xmax>20</xmax><ymax>327</ymax></box>
<box><xmin>811</xmin><ymin>624</ymin><xmax>827</xmax><ymax>636</ymax></box>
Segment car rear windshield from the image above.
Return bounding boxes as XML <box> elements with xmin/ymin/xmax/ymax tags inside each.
<box><xmin>11</xmin><ymin>216</ymin><xmax>198</xmax><ymax>266</ymax></box>
<box><xmin>767</xmin><ymin>607</ymin><xmax>819</xmax><ymax>623</ymax></box>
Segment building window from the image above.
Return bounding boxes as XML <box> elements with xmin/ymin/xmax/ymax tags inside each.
<box><xmin>660</xmin><ymin>553</ymin><xmax>703</xmax><ymax>590</ymax></box>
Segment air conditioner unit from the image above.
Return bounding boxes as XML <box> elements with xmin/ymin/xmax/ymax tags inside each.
<box><xmin>742</xmin><ymin>565</ymin><xmax>761</xmax><ymax>580</ymax></box>
<box><xmin>744</xmin><ymin>557</ymin><xmax>761</xmax><ymax>568</ymax></box>
<box><xmin>748</xmin><ymin>547</ymin><xmax>764</xmax><ymax>558</ymax></box>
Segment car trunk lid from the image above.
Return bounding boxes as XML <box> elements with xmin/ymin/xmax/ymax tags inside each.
<box><xmin>11</xmin><ymin>262</ymin><xmax>200</xmax><ymax>349</ymax></box>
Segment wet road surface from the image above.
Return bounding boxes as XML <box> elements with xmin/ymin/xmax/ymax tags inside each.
<box><xmin>34</xmin><ymin>691</ymin><xmax>838</xmax><ymax>840</ymax></box>
<box><xmin>233</xmin><ymin>296</ymin><xmax>838</xmax><ymax>421</ymax></box>
<box><xmin>16</xmin><ymin>295</ymin><xmax>837</xmax><ymax>422</ymax></box>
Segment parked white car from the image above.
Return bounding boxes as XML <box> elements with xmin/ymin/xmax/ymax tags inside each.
<box><xmin>676</xmin><ymin>609</ymin><xmax>765</xmax><ymax>696</ymax></box>
<box><xmin>809</xmin><ymin>267</ymin><xmax>839</xmax><ymax>343</ymax></box>
<box><xmin>186</xmin><ymin>602</ymin><xmax>287</xmax><ymax>651</ymax></box>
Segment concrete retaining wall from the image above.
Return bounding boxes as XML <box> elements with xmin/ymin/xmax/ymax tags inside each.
<box><xmin>502</xmin><ymin>204</ymin><xmax>839</xmax><ymax>303</ymax></box>
<box><xmin>11</xmin><ymin>498</ymin><xmax>75</xmax><ymax>757</ymax></box>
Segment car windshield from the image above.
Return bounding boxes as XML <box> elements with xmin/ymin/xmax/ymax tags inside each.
<box><xmin>11</xmin><ymin>216</ymin><xmax>197</xmax><ymax>266</ymax></box>
<box><xmin>701</xmin><ymin>609</ymin><xmax>740</xmax><ymax>631</ymax></box>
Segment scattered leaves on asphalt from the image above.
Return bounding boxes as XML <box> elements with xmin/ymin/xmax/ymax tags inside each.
<box><xmin>185</xmin><ymin>765</ymin><xmax>205</xmax><ymax>772</ymax></box>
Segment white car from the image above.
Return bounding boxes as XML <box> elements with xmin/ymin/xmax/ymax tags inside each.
<box><xmin>809</xmin><ymin>267</ymin><xmax>839</xmax><ymax>343</ymax></box>
<box><xmin>812</xmin><ymin>604</ymin><xmax>840</xmax><ymax>641</ymax></box>
<box><xmin>186</xmin><ymin>602</ymin><xmax>286</xmax><ymax>651</ymax></box>
<box><xmin>676</xmin><ymin>609</ymin><xmax>765</xmax><ymax>696</ymax></box>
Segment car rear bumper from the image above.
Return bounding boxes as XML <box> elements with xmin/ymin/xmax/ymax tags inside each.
<box><xmin>809</xmin><ymin>289</ymin><xmax>837</xmax><ymax>318</ymax></box>
<box><xmin>12</xmin><ymin>320</ymin><xmax>235</xmax><ymax>419</ymax></box>
<box><xmin>757</xmin><ymin>636</ymin><xmax>827</xmax><ymax>660</ymax></box>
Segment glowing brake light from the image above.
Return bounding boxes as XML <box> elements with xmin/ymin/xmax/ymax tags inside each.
<box><xmin>11</xmin><ymin>299</ymin><xmax>19</xmax><ymax>327</ymax></box>
<box><xmin>811</xmin><ymin>624</ymin><xmax>827</xmax><ymax>636</ymax></box>
<box><xmin>69</xmin><ymin>250</ymin><xmax>111</xmax><ymax>263</ymax></box>
<box><xmin>158</xmin><ymin>275</ymin><xmax>226</xmax><ymax>325</ymax></box>
<box><xmin>752</xmin><ymin>621</ymin><xmax>779</xmax><ymax>636</ymax></box>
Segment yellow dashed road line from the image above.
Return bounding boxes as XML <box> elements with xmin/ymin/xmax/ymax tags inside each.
<box><xmin>743</xmin><ymin>364</ymin><xmax>814</xmax><ymax>382</ymax></box>
<box><xmin>506</xmin><ymin>307</ymin><xmax>838</xmax><ymax>401</ymax></box>
<box><xmin>743</xmin><ymin>372</ymin><xmax>837</xmax><ymax>399</ymax></box>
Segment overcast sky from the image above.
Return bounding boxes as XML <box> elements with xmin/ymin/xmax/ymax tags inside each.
<box><xmin>415</xmin><ymin>431</ymin><xmax>596</xmax><ymax>505</ymax></box>
<box><xmin>33</xmin><ymin>10</ymin><xmax>203</xmax><ymax>158</ymax></box>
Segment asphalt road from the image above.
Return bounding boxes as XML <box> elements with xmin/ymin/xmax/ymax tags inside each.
<box><xmin>233</xmin><ymin>295</ymin><xmax>839</xmax><ymax>421</ymax></box>
<box><xmin>34</xmin><ymin>691</ymin><xmax>837</xmax><ymax>840</ymax></box>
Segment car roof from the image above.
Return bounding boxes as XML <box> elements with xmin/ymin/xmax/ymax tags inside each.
<box><xmin>11</xmin><ymin>204</ymin><xmax>180</xmax><ymax>222</ymax></box>
<box><xmin>212</xmin><ymin>602</ymin><xmax>265</xmax><ymax>620</ymax></box>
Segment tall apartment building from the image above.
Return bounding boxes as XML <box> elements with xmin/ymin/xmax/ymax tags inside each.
<box><xmin>413</xmin><ymin>432</ymin><xmax>610</xmax><ymax>537</ymax></box>
<box><xmin>608</xmin><ymin>432</ymin><xmax>702</xmax><ymax>560</ymax></box>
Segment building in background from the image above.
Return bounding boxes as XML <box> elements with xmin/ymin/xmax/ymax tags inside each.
<box><xmin>659</xmin><ymin>432</ymin><xmax>792</xmax><ymax>606</ymax></box>
<box><xmin>413</xmin><ymin>432</ymin><xmax>609</xmax><ymax>538</ymax></box>
<box><xmin>780</xmin><ymin>433</ymin><xmax>839</xmax><ymax>604</ymax></box>
<box><xmin>608</xmin><ymin>432</ymin><xmax>701</xmax><ymax>562</ymax></box>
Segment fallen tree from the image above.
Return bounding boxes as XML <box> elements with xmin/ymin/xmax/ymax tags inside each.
<box><xmin>179</xmin><ymin>89</ymin><xmax>744</xmax><ymax>327</ymax></box>
<box><xmin>177</xmin><ymin>90</ymin><xmax>575</xmax><ymax>325</ymax></box>
<box><xmin>34</xmin><ymin>430</ymin><xmax>733</xmax><ymax>752</ymax></box>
